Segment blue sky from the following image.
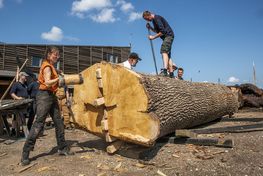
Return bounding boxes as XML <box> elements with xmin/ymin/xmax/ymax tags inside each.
<box><xmin>1</xmin><ymin>0</ymin><xmax>263</xmax><ymax>88</ymax></box>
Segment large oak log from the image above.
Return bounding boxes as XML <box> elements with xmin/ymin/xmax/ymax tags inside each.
<box><xmin>72</xmin><ymin>62</ymin><xmax>239</xmax><ymax>146</ymax></box>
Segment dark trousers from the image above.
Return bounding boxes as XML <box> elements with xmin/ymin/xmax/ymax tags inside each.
<box><xmin>23</xmin><ymin>90</ymin><xmax>67</xmax><ymax>152</ymax></box>
<box><xmin>27</xmin><ymin>99</ymin><xmax>36</xmax><ymax>131</ymax></box>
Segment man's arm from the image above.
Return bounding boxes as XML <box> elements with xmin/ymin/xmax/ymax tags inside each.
<box><xmin>43</xmin><ymin>66</ymin><xmax>59</xmax><ymax>88</ymax></box>
<box><xmin>11</xmin><ymin>93</ymin><xmax>23</xmax><ymax>100</ymax></box>
<box><xmin>148</xmin><ymin>32</ymin><xmax>163</xmax><ymax>40</ymax></box>
<box><xmin>10</xmin><ymin>83</ymin><xmax>23</xmax><ymax>100</ymax></box>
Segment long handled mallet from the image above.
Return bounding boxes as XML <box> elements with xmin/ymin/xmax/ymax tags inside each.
<box><xmin>147</xmin><ymin>26</ymin><xmax>158</xmax><ymax>75</ymax></box>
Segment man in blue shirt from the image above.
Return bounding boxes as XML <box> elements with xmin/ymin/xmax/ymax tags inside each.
<box><xmin>10</xmin><ymin>72</ymin><xmax>29</xmax><ymax>100</ymax></box>
<box><xmin>10</xmin><ymin>72</ymin><xmax>29</xmax><ymax>135</ymax></box>
<box><xmin>143</xmin><ymin>10</ymin><xmax>176</xmax><ymax>78</ymax></box>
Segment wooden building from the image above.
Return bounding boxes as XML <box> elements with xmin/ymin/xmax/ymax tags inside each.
<box><xmin>0</xmin><ymin>43</ymin><xmax>131</xmax><ymax>98</ymax></box>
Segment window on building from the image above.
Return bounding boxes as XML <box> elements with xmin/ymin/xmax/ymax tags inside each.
<box><xmin>31</xmin><ymin>56</ymin><xmax>42</xmax><ymax>67</ymax></box>
<box><xmin>32</xmin><ymin>56</ymin><xmax>60</xmax><ymax>70</ymax></box>
<box><xmin>103</xmin><ymin>53</ymin><xmax>119</xmax><ymax>63</ymax></box>
<box><xmin>54</xmin><ymin>61</ymin><xmax>60</xmax><ymax>70</ymax></box>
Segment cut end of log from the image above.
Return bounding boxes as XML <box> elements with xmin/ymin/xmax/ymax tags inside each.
<box><xmin>72</xmin><ymin>62</ymin><xmax>160</xmax><ymax>146</ymax></box>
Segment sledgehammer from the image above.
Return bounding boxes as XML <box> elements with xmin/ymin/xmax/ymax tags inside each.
<box><xmin>147</xmin><ymin>23</ymin><xmax>158</xmax><ymax>75</ymax></box>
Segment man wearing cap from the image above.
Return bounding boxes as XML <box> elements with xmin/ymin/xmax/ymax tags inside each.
<box><xmin>10</xmin><ymin>72</ymin><xmax>29</xmax><ymax>135</ymax></box>
<box><xmin>10</xmin><ymin>72</ymin><xmax>29</xmax><ymax>100</ymax></box>
<box><xmin>122</xmin><ymin>52</ymin><xmax>141</xmax><ymax>70</ymax></box>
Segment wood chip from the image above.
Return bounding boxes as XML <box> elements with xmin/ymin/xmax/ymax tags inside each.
<box><xmin>114</xmin><ymin>162</ymin><xmax>122</xmax><ymax>171</ymax></box>
<box><xmin>18</xmin><ymin>163</ymin><xmax>37</xmax><ymax>173</ymax></box>
<box><xmin>196</xmin><ymin>155</ymin><xmax>214</xmax><ymax>160</ymax></box>
<box><xmin>97</xmin><ymin>172</ymin><xmax>107</xmax><ymax>176</ymax></box>
<box><xmin>138</xmin><ymin>160</ymin><xmax>156</xmax><ymax>166</ymax></box>
<box><xmin>172</xmin><ymin>154</ymin><xmax>180</xmax><ymax>158</ymax></box>
<box><xmin>37</xmin><ymin>166</ymin><xmax>50</xmax><ymax>172</ymax></box>
<box><xmin>98</xmin><ymin>165</ymin><xmax>110</xmax><ymax>171</ymax></box>
<box><xmin>97</xmin><ymin>163</ymin><xmax>102</xmax><ymax>168</ymax></box>
<box><xmin>157</xmin><ymin>169</ymin><xmax>167</xmax><ymax>176</ymax></box>
<box><xmin>80</xmin><ymin>155</ymin><xmax>92</xmax><ymax>159</ymax></box>
<box><xmin>135</xmin><ymin>163</ymin><xmax>146</xmax><ymax>168</ymax></box>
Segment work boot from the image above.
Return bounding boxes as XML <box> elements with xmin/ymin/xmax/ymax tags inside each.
<box><xmin>169</xmin><ymin>72</ymin><xmax>175</xmax><ymax>78</ymax></box>
<box><xmin>160</xmin><ymin>68</ymin><xmax>168</xmax><ymax>77</ymax></box>
<box><xmin>58</xmin><ymin>147</ymin><xmax>74</xmax><ymax>156</ymax></box>
<box><xmin>21</xmin><ymin>151</ymin><xmax>30</xmax><ymax>166</ymax></box>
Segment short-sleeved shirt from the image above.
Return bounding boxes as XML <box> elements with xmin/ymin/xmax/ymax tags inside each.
<box><xmin>10</xmin><ymin>82</ymin><xmax>29</xmax><ymax>98</ymax></box>
<box><xmin>122</xmin><ymin>60</ymin><xmax>132</xmax><ymax>70</ymax></box>
<box><xmin>176</xmin><ymin>76</ymin><xmax>184</xmax><ymax>80</ymax></box>
<box><xmin>152</xmin><ymin>15</ymin><xmax>174</xmax><ymax>40</ymax></box>
<box><xmin>27</xmin><ymin>81</ymin><xmax>39</xmax><ymax>98</ymax></box>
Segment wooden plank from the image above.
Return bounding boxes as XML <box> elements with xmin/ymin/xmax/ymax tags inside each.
<box><xmin>160</xmin><ymin>136</ymin><xmax>233</xmax><ymax>148</ymax></box>
<box><xmin>184</xmin><ymin>138</ymin><xmax>233</xmax><ymax>148</ymax></box>
<box><xmin>97</xmin><ymin>79</ymin><xmax>103</xmax><ymax>88</ymax></box>
<box><xmin>96</xmin><ymin>68</ymin><xmax>102</xmax><ymax>79</ymax></box>
<box><xmin>18</xmin><ymin>163</ymin><xmax>38</xmax><ymax>173</ymax></box>
<box><xmin>192</xmin><ymin>122</ymin><xmax>263</xmax><ymax>134</ymax></box>
<box><xmin>175</xmin><ymin>129</ymin><xmax>197</xmax><ymax>138</ymax></box>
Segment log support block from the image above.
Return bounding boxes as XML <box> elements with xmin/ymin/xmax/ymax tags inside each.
<box><xmin>93</xmin><ymin>97</ymin><xmax>105</xmax><ymax>107</ymax></box>
<box><xmin>106</xmin><ymin>140</ymin><xmax>124</xmax><ymax>154</ymax></box>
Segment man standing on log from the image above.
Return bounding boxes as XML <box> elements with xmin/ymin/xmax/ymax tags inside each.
<box><xmin>143</xmin><ymin>11</ymin><xmax>176</xmax><ymax>78</ymax></box>
<box><xmin>121</xmin><ymin>52</ymin><xmax>141</xmax><ymax>70</ymax></box>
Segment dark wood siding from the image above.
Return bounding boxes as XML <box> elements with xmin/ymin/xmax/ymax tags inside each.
<box><xmin>0</xmin><ymin>45</ymin><xmax>4</xmax><ymax>69</ymax></box>
<box><xmin>0</xmin><ymin>44</ymin><xmax>130</xmax><ymax>76</ymax></box>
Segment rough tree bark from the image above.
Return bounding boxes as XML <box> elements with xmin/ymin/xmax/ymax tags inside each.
<box><xmin>240</xmin><ymin>83</ymin><xmax>263</xmax><ymax>97</ymax></box>
<box><xmin>72</xmin><ymin>62</ymin><xmax>239</xmax><ymax>146</ymax></box>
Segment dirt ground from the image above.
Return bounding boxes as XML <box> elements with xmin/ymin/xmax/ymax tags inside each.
<box><xmin>1</xmin><ymin>109</ymin><xmax>263</xmax><ymax>176</ymax></box>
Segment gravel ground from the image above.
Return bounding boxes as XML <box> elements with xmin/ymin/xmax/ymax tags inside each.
<box><xmin>0</xmin><ymin>109</ymin><xmax>263</xmax><ymax>176</ymax></box>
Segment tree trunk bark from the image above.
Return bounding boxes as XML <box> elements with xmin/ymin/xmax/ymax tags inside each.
<box><xmin>72</xmin><ymin>62</ymin><xmax>239</xmax><ymax>146</ymax></box>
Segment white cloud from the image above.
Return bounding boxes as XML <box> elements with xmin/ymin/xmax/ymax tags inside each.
<box><xmin>228</xmin><ymin>76</ymin><xmax>240</xmax><ymax>83</ymax></box>
<box><xmin>0</xmin><ymin>0</ymin><xmax>4</xmax><ymax>8</ymax></box>
<box><xmin>41</xmin><ymin>26</ymin><xmax>63</xmax><ymax>42</ymax></box>
<box><xmin>71</xmin><ymin>0</ymin><xmax>111</xmax><ymax>15</ymax></box>
<box><xmin>71</xmin><ymin>0</ymin><xmax>140</xmax><ymax>23</ymax></box>
<box><xmin>117</xmin><ymin>0</ymin><xmax>134</xmax><ymax>13</ymax></box>
<box><xmin>90</xmin><ymin>8</ymin><xmax>117</xmax><ymax>23</ymax></box>
<box><xmin>128</xmin><ymin>11</ymin><xmax>142</xmax><ymax>22</ymax></box>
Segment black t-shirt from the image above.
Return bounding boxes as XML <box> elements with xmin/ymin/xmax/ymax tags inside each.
<box><xmin>152</xmin><ymin>15</ymin><xmax>174</xmax><ymax>40</ymax></box>
<box><xmin>27</xmin><ymin>81</ymin><xmax>39</xmax><ymax>98</ymax></box>
<box><xmin>10</xmin><ymin>82</ymin><xmax>29</xmax><ymax>98</ymax></box>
